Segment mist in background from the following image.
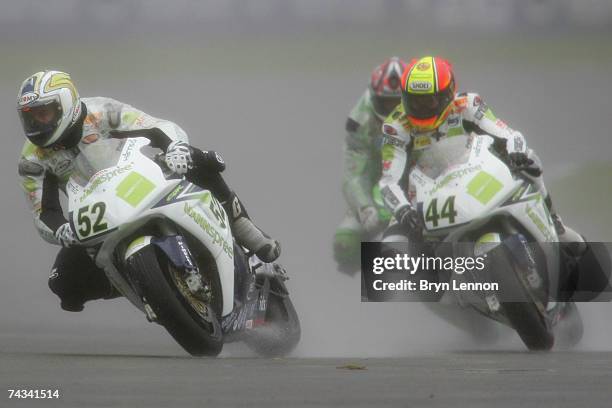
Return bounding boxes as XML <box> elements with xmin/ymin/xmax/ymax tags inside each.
<box><xmin>1</xmin><ymin>0</ymin><xmax>611</xmax><ymax>34</ymax></box>
<box><xmin>1</xmin><ymin>0</ymin><xmax>611</xmax><ymax>357</ymax></box>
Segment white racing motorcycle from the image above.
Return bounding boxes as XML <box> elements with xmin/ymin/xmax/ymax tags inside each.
<box><xmin>404</xmin><ymin>133</ymin><xmax>583</xmax><ymax>350</ymax></box>
<box><xmin>66</xmin><ymin>137</ymin><xmax>300</xmax><ymax>356</ymax></box>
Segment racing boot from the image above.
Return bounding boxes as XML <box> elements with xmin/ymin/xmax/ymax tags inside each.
<box><xmin>222</xmin><ymin>193</ymin><xmax>281</xmax><ymax>263</ymax></box>
<box><xmin>545</xmin><ymin>195</ymin><xmax>587</xmax><ymax>256</ymax></box>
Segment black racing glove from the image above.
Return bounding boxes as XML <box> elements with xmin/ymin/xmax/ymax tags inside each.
<box><xmin>55</xmin><ymin>222</ymin><xmax>78</xmax><ymax>247</ymax></box>
<box><xmin>190</xmin><ymin>148</ymin><xmax>226</xmax><ymax>173</ymax></box>
<box><xmin>508</xmin><ymin>152</ymin><xmax>542</xmax><ymax>177</ymax></box>
<box><xmin>396</xmin><ymin>204</ymin><xmax>421</xmax><ymax>231</ymax></box>
<box><xmin>165</xmin><ymin>141</ymin><xmax>226</xmax><ymax>177</ymax></box>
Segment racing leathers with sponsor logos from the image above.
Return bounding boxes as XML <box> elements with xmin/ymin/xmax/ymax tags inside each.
<box><xmin>333</xmin><ymin>57</ymin><xmax>406</xmax><ymax>272</ymax></box>
<box><xmin>378</xmin><ymin>92</ymin><xmax>583</xmax><ymax>246</ymax></box>
<box><xmin>20</xmin><ymin>97</ymin><xmax>186</xmax><ymax>245</ymax></box>
<box><xmin>19</xmin><ymin>96</ymin><xmax>279</xmax><ymax>311</ymax></box>
<box><xmin>333</xmin><ymin>90</ymin><xmax>391</xmax><ymax>271</ymax></box>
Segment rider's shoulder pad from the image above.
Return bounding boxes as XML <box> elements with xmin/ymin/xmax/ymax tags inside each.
<box><xmin>465</xmin><ymin>92</ymin><xmax>484</xmax><ymax>107</ymax></box>
<box><xmin>18</xmin><ymin>158</ymin><xmax>44</xmax><ymax>177</ymax></box>
<box><xmin>103</xmin><ymin>100</ymin><xmax>123</xmax><ymax>129</ymax></box>
<box><xmin>20</xmin><ymin>141</ymin><xmax>49</xmax><ymax>162</ymax></box>
<box><xmin>82</xmin><ymin>97</ymin><xmax>127</xmax><ymax>129</ymax></box>
<box><xmin>451</xmin><ymin>93</ymin><xmax>468</xmax><ymax>112</ymax></box>
<box><xmin>455</xmin><ymin>92</ymin><xmax>487</xmax><ymax>120</ymax></box>
<box><xmin>383</xmin><ymin>105</ymin><xmax>410</xmax><ymax>142</ymax></box>
<box><xmin>382</xmin><ymin>122</ymin><xmax>399</xmax><ymax>136</ymax></box>
<box><xmin>81</xmin><ymin>98</ymin><xmax>106</xmax><ymax>128</ymax></box>
<box><xmin>382</xmin><ymin>122</ymin><xmax>409</xmax><ymax>139</ymax></box>
<box><xmin>382</xmin><ymin>124</ymin><xmax>409</xmax><ymax>148</ymax></box>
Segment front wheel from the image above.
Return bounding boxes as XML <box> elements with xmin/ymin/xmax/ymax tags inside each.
<box><xmin>127</xmin><ymin>245</ymin><xmax>223</xmax><ymax>356</ymax></box>
<box><xmin>486</xmin><ymin>238</ymin><xmax>554</xmax><ymax>351</ymax></box>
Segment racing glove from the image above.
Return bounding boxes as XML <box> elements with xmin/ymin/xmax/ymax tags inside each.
<box><xmin>395</xmin><ymin>204</ymin><xmax>421</xmax><ymax>231</ymax></box>
<box><xmin>165</xmin><ymin>141</ymin><xmax>193</xmax><ymax>175</ymax></box>
<box><xmin>502</xmin><ymin>131</ymin><xmax>542</xmax><ymax>177</ymax></box>
<box><xmin>55</xmin><ymin>223</ymin><xmax>78</xmax><ymax>247</ymax></box>
<box><xmin>508</xmin><ymin>152</ymin><xmax>542</xmax><ymax>177</ymax></box>
<box><xmin>190</xmin><ymin>149</ymin><xmax>226</xmax><ymax>173</ymax></box>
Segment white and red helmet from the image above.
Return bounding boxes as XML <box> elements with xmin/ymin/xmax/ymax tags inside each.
<box><xmin>17</xmin><ymin>70</ymin><xmax>82</xmax><ymax>147</ymax></box>
<box><xmin>369</xmin><ymin>57</ymin><xmax>407</xmax><ymax>119</ymax></box>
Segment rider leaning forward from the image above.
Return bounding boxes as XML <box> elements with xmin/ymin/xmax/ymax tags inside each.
<box><xmin>17</xmin><ymin>70</ymin><xmax>280</xmax><ymax>312</ymax></box>
<box><xmin>378</xmin><ymin>55</ymin><xmax>584</xmax><ymax>248</ymax></box>
<box><xmin>333</xmin><ymin>57</ymin><xmax>407</xmax><ymax>272</ymax></box>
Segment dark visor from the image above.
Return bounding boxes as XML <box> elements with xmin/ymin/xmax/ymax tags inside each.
<box><xmin>373</xmin><ymin>96</ymin><xmax>401</xmax><ymax>117</ymax></box>
<box><xmin>18</xmin><ymin>100</ymin><xmax>62</xmax><ymax>137</ymax></box>
<box><xmin>403</xmin><ymin>87</ymin><xmax>453</xmax><ymax>120</ymax></box>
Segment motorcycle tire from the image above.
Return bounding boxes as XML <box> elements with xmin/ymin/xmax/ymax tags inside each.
<box><xmin>127</xmin><ymin>245</ymin><xmax>224</xmax><ymax>356</ymax></box>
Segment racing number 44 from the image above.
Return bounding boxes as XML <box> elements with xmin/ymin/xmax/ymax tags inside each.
<box><xmin>425</xmin><ymin>196</ymin><xmax>457</xmax><ymax>227</ymax></box>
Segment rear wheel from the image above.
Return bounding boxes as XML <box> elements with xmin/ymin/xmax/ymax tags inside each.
<box><xmin>127</xmin><ymin>245</ymin><xmax>223</xmax><ymax>356</ymax></box>
<box><xmin>245</xmin><ymin>278</ymin><xmax>301</xmax><ymax>357</ymax></box>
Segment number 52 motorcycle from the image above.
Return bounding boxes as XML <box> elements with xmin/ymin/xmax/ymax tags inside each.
<box><xmin>66</xmin><ymin>137</ymin><xmax>300</xmax><ymax>356</ymax></box>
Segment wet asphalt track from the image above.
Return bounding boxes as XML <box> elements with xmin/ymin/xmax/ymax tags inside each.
<box><xmin>2</xmin><ymin>350</ymin><xmax>611</xmax><ymax>408</ymax></box>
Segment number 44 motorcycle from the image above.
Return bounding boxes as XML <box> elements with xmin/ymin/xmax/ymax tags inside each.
<box><xmin>66</xmin><ymin>137</ymin><xmax>300</xmax><ymax>356</ymax></box>
<box><xmin>400</xmin><ymin>133</ymin><xmax>609</xmax><ymax>351</ymax></box>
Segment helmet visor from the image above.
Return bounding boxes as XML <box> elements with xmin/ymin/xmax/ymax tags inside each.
<box><xmin>18</xmin><ymin>99</ymin><xmax>63</xmax><ymax>144</ymax></box>
<box><xmin>372</xmin><ymin>95</ymin><xmax>401</xmax><ymax>118</ymax></box>
<box><xmin>404</xmin><ymin>86</ymin><xmax>454</xmax><ymax>120</ymax></box>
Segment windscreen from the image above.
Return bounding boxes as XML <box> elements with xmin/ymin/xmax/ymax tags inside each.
<box><xmin>414</xmin><ymin>134</ymin><xmax>472</xmax><ymax>179</ymax></box>
<box><xmin>71</xmin><ymin>138</ymin><xmax>127</xmax><ymax>187</ymax></box>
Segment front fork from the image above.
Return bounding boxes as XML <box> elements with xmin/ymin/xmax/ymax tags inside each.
<box><xmin>124</xmin><ymin>234</ymin><xmax>207</xmax><ymax>322</ymax></box>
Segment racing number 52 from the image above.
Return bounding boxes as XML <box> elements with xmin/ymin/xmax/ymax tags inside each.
<box><xmin>77</xmin><ymin>202</ymin><xmax>108</xmax><ymax>237</ymax></box>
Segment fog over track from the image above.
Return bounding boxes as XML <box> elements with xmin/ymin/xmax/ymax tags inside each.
<box><xmin>1</xmin><ymin>23</ymin><xmax>611</xmax><ymax>406</ymax></box>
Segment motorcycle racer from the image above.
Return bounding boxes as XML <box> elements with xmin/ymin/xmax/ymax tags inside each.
<box><xmin>333</xmin><ymin>57</ymin><xmax>407</xmax><ymax>272</ymax></box>
<box><xmin>17</xmin><ymin>70</ymin><xmax>280</xmax><ymax>312</ymax></box>
<box><xmin>375</xmin><ymin>56</ymin><xmax>612</xmax><ymax>341</ymax></box>
<box><xmin>378</xmin><ymin>56</ymin><xmax>584</xmax><ymax>248</ymax></box>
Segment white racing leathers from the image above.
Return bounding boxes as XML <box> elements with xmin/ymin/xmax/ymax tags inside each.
<box><xmin>18</xmin><ymin>97</ymin><xmax>189</xmax><ymax>245</ymax></box>
<box><xmin>379</xmin><ymin>92</ymin><xmax>548</xmax><ymax>230</ymax></box>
